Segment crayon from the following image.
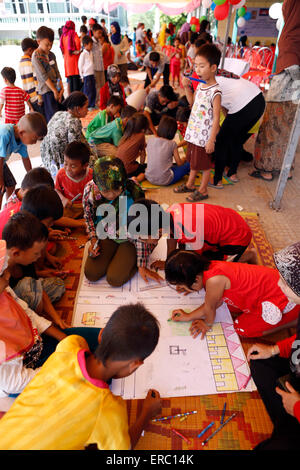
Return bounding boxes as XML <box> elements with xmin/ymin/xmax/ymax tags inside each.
<box><xmin>71</xmin><ymin>193</ymin><xmax>82</xmax><ymax>203</ymax></box>
<box><xmin>197</xmin><ymin>421</ymin><xmax>214</xmax><ymax>438</ymax></box>
<box><xmin>202</xmin><ymin>413</ymin><xmax>236</xmax><ymax>446</ymax></box>
<box><xmin>171</xmin><ymin>428</ymin><xmax>191</xmax><ymax>445</ymax></box>
<box><xmin>152</xmin><ymin>411</ymin><xmax>197</xmax><ymax>422</ymax></box>
<box><xmin>188</xmin><ymin>76</ymin><xmax>206</xmax><ymax>84</ymax></box>
<box><xmin>221</xmin><ymin>403</ymin><xmax>226</xmax><ymax>424</ymax></box>
<box><xmin>242</xmin><ymin>374</ymin><xmax>252</xmax><ymax>390</ymax></box>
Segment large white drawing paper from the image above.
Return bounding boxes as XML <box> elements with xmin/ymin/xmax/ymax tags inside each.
<box><xmin>73</xmin><ymin>239</ymin><xmax>256</xmax><ymax>397</ymax></box>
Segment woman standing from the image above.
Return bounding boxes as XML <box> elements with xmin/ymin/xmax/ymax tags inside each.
<box><xmin>109</xmin><ymin>21</ymin><xmax>130</xmax><ymax>78</ymax></box>
<box><xmin>101</xmin><ymin>33</ymin><xmax>115</xmax><ymax>81</ymax></box>
<box><xmin>60</xmin><ymin>21</ymin><xmax>82</xmax><ymax>93</ymax></box>
<box><xmin>250</xmin><ymin>0</ymin><xmax>300</xmax><ymax>181</ymax></box>
<box><xmin>40</xmin><ymin>91</ymin><xmax>94</xmax><ymax>177</ymax></box>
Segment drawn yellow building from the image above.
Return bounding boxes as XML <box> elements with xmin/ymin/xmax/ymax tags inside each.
<box><xmin>81</xmin><ymin>312</ymin><xmax>97</xmax><ymax>326</ymax></box>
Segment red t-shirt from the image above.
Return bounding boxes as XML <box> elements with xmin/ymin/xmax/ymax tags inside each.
<box><xmin>167</xmin><ymin>203</ymin><xmax>252</xmax><ymax>253</ymax></box>
<box><xmin>0</xmin><ymin>86</ymin><xmax>30</xmax><ymax>124</ymax></box>
<box><xmin>55</xmin><ymin>167</ymin><xmax>93</xmax><ymax>202</ymax></box>
<box><xmin>202</xmin><ymin>260</ymin><xmax>299</xmax><ymax>320</ymax></box>
<box><xmin>0</xmin><ymin>199</ymin><xmax>22</xmax><ymax>238</ymax></box>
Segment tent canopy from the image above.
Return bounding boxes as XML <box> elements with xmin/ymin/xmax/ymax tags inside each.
<box><xmin>72</xmin><ymin>0</ymin><xmax>201</xmax><ymax>15</ymax></box>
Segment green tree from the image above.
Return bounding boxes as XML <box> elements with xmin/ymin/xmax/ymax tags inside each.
<box><xmin>128</xmin><ymin>8</ymin><xmax>156</xmax><ymax>32</ymax></box>
<box><xmin>160</xmin><ymin>13</ymin><xmax>187</xmax><ymax>32</ymax></box>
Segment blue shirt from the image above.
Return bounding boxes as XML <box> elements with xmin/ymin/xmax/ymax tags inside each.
<box><xmin>0</xmin><ymin>124</ymin><xmax>28</xmax><ymax>162</ymax></box>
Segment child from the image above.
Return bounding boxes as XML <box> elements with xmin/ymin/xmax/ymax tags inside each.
<box><xmin>55</xmin><ymin>141</ymin><xmax>93</xmax><ymax>207</ymax></box>
<box><xmin>0</xmin><ymin>302</ymin><xmax>161</xmax><ymax>450</ymax></box>
<box><xmin>165</xmin><ymin>249</ymin><xmax>300</xmax><ymax>339</ymax></box>
<box><xmin>83</xmin><ymin>156</ymin><xmax>145</xmax><ymax>285</ymax></box>
<box><xmin>78</xmin><ymin>35</ymin><xmax>96</xmax><ymax>110</ymax></box>
<box><xmin>0</xmin><ymin>67</ymin><xmax>34</xmax><ymax>124</ymax></box>
<box><xmin>145</xmin><ymin>115</ymin><xmax>190</xmax><ymax>186</ymax></box>
<box><xmin>19</xmin><ymin>38</ymin><xmax>43</xmax><ymax>114</ymax></box>
<box><xmin>79</xmin><ymin>24</ymin><xmax>88</xmax><ymax>45</ymax></box>
<box><xmin>116</xmin><ymin>112</ymin><xmax>148</xmax><ymax>182</ymax></box>
<box><xmin>99</xmin><ymin>64</ymin><xmax>126</xmax><ymax>110</ymax></box>
<box><xmin>170</xmin><ymin>38</ymin><xmax>182</xmax><ymax>88</ymax></box>
<box><xmin>0</xmin><ymin>167</ymin><xmax>54</xmax><ymax>237</ymax></box>
<box><xmin>3</xmin><ymin>210</ymin><xmax>67</xmax><ymax>329</ymax></box>
<box><xmin>87</xmin><ymin>105</ymin><xmax>136</xmax><ymax>157</ymax></box>
<box><xmin>101</xmin><ymin>33</ymin><xmax>115</xmax><ymax>81</ymax></box>
<box><xmin>85</xmin><ymin>95</ymin><xmax>123</xmax><ymax>142</ymax></box>
<box><xmin>32</xmin><ymin>26</ymin><xmax>64</xmax><ymax>122</ymax></box>
<box><xmin>0</xmin><ymin>112</ymin><xmax>47</xmax><ymax>209</ymax></box>
<box><xmin>174</xmin><ymin>44</ymin><xmax>222</xmax><ymax>201</ymax></box>
<box><xmin>91</xmin><ymin>24</ymin><xmax>105</xmax><ymax>105</ymax></box>
<box><xmin>120</xmin><ymin>75</ymin><xmax>132</xmax><ymax>98</ymax></box>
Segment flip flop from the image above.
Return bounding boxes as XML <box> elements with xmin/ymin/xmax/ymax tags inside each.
<box><xmin>208</xmin><ymin>182</ymin><xmax>224</xmax><ymax>189</ymax></box>
<box><xmin>173</xmin><ymin>184</ymin><xmax>195</xmax><ymax>193</ymax></box>
<box><xmin>249</xmin><ymin>170</ymin><xmax>274</xmax><ymax>181</ymax></box>
<box><xmin>186</xmin><ymin>190</ymin><xmax>209</xmax><ymax>202</ymax></box>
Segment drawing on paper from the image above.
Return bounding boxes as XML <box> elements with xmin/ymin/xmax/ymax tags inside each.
<box><xmin>81</xmin><ymin>312</ymin><xmax>98</xmax><ymax>326</ymax></box>
<box><xmin>169</xmin><ymin>345</ymin><xmax>187</xmax><ymax>356</ymax></box>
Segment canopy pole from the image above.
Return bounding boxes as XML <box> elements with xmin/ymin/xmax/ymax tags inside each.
<box><xmin>220</xmin><ymin>4</ymin><xmax>233</xmax><ymax>69</ymax></box>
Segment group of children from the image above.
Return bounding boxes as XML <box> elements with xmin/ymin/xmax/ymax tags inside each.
<box><xmin>0</xmin><ymin>26</ymin><xmax>299</xmax><ymax>450</ymax></box>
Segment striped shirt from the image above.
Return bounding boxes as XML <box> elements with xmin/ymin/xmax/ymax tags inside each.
<box><xmin>0</xmin><ymin>86</ymin><xmax>30</xmax><ymax>124</ymax></box>
<box><xmin>19</xmin><ymin>54</ymin><xmax>39</xmax><ymax>103</ymax></box>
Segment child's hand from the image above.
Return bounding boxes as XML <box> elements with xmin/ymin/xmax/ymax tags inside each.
<box><xmin>175</xmin><ymin>285</ymin><xmax>192</xmax><ymax>296</ymax></box>
<box><xmin>55</xmin><ymin>316</ymin><xmax>71</xmax><ymax>330</ymax></box>
<box><xmin>171</xmin><ymin>308</ymin><xmax>189</xmax><ymax>322</ymax></box>
<box><xmin>276</xmin><ymin>382</ymin><xmax>300</xmax><ymax>417</ymax></box>
<box><xmin>53</xmin><ymin>89</ymin><xmax>59</xmax><ymax>101</ymax></box>
<box><xmin>205</xmin><ymin>140</ymin><xmax>215</xmax><ymax>154</ymax></box>
<box><xmin>181</xmin><ymin>76</ymin><xmax>190</xmax><ymax>88</ymax></box>
<box><xmin>150</xmin><ymin>260</ymin><xmax>165</xmax><ymax>271</ymax></box>
<box><xmin>138</xmin><ymin>266</ymin><xmax>163</xmax><ymax>284</ymax></box>
<box><xmin>46</xmin><ymin>253</ymin><xmax>62</xmax><ymax>270</ymax></box>
<box><xmin>0</xmin><ymin>177</ymin><xmax>5</xmax><ymax>194</ymax></box>
<box><xmin>142</xmin><ymin>389</ymin><xmax>162</xmax><ymax>421</ymax></box>
<box><xmin>247</xmin><ymin>344</ymin><xmax>276</xmax><ymax>362</ymax></box>
<box><xmin>190</xmin><ymin>319</ymin><xmax>210</xmax><ymax>339</ymax></box>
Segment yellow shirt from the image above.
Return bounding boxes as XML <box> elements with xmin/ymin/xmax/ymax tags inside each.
<box><xmin>0</xmin><ymin>335</ymin><xmax>130</xmax><ymax>450</ymax></box>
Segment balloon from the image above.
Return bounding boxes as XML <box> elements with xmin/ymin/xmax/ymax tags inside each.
<box><xmin>202</xmin><ymin>0</ymin><xmax>212</xmax><ymax>7</ymax></box>
<box><xmin>211</xmin><ymin>2</ymin><xmax>216</xmax><ymax>11</ymax></box>
<box><xmin>214</xmin><ymin>2</ymin><xmax>229</xmax><ymax>20</ymax></box>
<box><xmin>244</xmin><ymin>11</ymin><xmax>251</xmax><ymax>21</ymax></box>
<box><xmin>234</xmin><ymin>0</ymin><xmax>245</xmax><ymax>8</ymax></box>
<box><xmin>237</xmin><ymin>17</ymin><xmax>246</xmax><ymax>27</ymax></box>
<box><xmin>191</xmin><ymin>24</ymin><xmax>196</xmax><ymax>32</ymax></box>
<box><xmin>196</xmin><ymin>24</ymin><xmax>200</xmax><ymax>32</ymax></box>
<box><xmin>195</xmin><ymin>17</ymin><xmax>200</xmax><ymax>24</ymax></box>
<box><xmin>200</xmin><ymin>16</ymin><xmax>207</xmax><ymax>22</ymax></box>
<box><xmin>190</xmin><ymin>16</ymin><xmax>197</xmax><ymax>25</ymax></box>
<box><xmin>269</xmin><ymin>2</ymin><xmax>282</xmax><ymax>20</ymax></box>
<box><xmin>214</xmin><ymin>0</ymin><xmax>227</xmax><ymax>4</ymax></box>
<box><xmin>238</xmin><ymin>7</ymin><xmax>246</xmax><ymax>17</ymax></box>
<box><xmin>181</xmin><ymin>22</ymin><xmax>191</xmax><ymax>33</ymax></box>
<box><xmin>276</xmin><ymin>16</ymin><xmax>283</xmax><ymax>31</ymax></box>
<box><xmin>228</xmin><ymin>0</ymin><xmax>242</xmax><ymax>4</ymax></box>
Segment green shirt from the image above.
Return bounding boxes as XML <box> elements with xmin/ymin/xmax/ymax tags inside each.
<box><xmin>87</xmin><ymin>117</ymin><xmax>123</xmax><ymax>146</ymax></box>
<box><xmin>85</xmin><ymin>110</ymin><xmax>112</xmax><ymax>142</ymax></box>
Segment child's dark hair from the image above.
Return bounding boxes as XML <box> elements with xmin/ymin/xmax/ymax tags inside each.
<box><xmin>190</xmin><ymin>32</ymin><xmax>199</xmax><ymax>45</ymax></box>
<box><xmin>127</xmin><ymin>198</ymin><xmax>174</xmax><ymax>239</ymax></box>
<box><xmin>36</xmin><ymin>26</ymin><xmax>55</xmax><ymax>42</ymax></box>
<box><xmin>92</xmin><ymin>23</ymin><xmax>103</xmax><ymax>33</ymax></box>
<box><xmin>2</xmin><ymin>211</ymin><xmax>48</xmax><ymax>250</ymax></box>
<box><xmin>120</xmin><ymin>75</ymin><xmax>130</xmax><ymax>84</ymax></box>
<box><xmin>95</xmin><ymin>303</ymin><xmax>160</xmax><ymax>365</ymax></box>
<box><xmin>82</xmin><ymin>35</ymin><xmax>93</xmax><ymax>47</ymax></box>
<box><xmin>121</xmin><ymin>105</ymin><xmax>137</xmax><ymax>120</ymax></box>
<box><xmin>21</xmin><ymin>186</ymin><xmax>63</xmax><ymax>222</ymax></box>
<box><xmin>159</xmin><ymin>85</ymin><xmax>178</xmax><ymax>102</ymax></box>
<box><xmin>19</xmin><ymin>112</ymin><xmax>48</xmax><ymax>139</ymax></box>
<box><xmin>198</xmin><ymin>32</ymin><xmax>213</xmax><ymax>44</ymax></box>
<box><xmin>176</xmin><ymin>106</ymin><xmax>191</xmax><ymax>123</ymax></box>
<box><xmin>62</xmin><ymin>91</ymin><xmax>88</xmax><ymax>110</ymax></box>
<box><xmin>81</xmin><ymin>15</ymin><xmax>87</xmax><ymax>23</ymax></box>
<box><xmin>1</xmin><ymin>67</ymin><xmax>16</xmax><ymax>84</ymax></box>
<box><xmin>64</xmin><ymin>141</ymin><xmax>90</xmax><ymax>165</ymax></box>
<box><xmin>165</xmin><ymin>249</ymin><xmax>210</xmax><ymax>289</ymax></box>
<box><xmin>149</xmin><ymin>51</ymin><xmax>160</xmax><ymax>63</ymax></box>
<box><xmin>80</xmin><ymin>25</ymin><xmax>88</xmax><ymax>34</ymax></box>
<box><xmin>21</xmin><ymin>167</ymin><xmax>54</xmax><ymax>191</ymax></box>
<box><xmin>107</xmin><ymin>95</ymin><xmax>123</xmax><ymax>108</ymax></box>
<box><xmin>196</xmin><ymin>43</ymin><xmax>221</xmax><ymax>67</ymax></box>
<box><xmin>157</xmin><ymin>115</ymin><xmax>177</xmax><ymax>140</ymax></box>
<box><xmin>119</xmin><ymin>113</ymin><xmax>148</xmax><ymax>145</ymax></box>
<box><xmin>21</xmin><ymin>37</ymin><xmax>38</xmax><ymax>52</ymax></box>
<box><xmin>195</xmin><ymin>38</ymin><xmax>206</xmax><ymax>50</ymax></box>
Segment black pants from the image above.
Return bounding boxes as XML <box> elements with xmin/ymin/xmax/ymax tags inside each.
<box><xmin>67</xmin><ymin>75</ymin><xmax>83</xmax><ymax>93</ymax></box>
<box><xmin>214</xmin><ymin>93</ymin><xmax>266</xmax><ymax>185</ymax></box>
<box><xmin>43</xmin><ymin>91</ymin><xmax>60</xmax><ymax>123</ymax></box>
<box><xmin>144</xmin><ymin>63</ymin><xmax>170</xmax><ymax>88</ymax></box>
<box><xmin>202</xmin><ymin>243</ymin><xmax>248</xmax><ymax>262</ymax></box>
<box><xmin>250</xmin><ymin>356</ymin><xmax>300</xmax><ymax>450</ymax></box>
<box><xmin>83</xmin><ymin>75</ymin><xmax>96</xmax><ymax>108</ymax></box>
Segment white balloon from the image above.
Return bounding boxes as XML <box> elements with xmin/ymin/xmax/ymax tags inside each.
<box><xmin>276</xmin><ymin>16</ymin><xmax>283</xmax><ymax>31</ymax></box>
<box><xmin>237</xmin><ymin>17</ymin><xmax>246</xmax><ymax>28</ymax></box>
<box><xmin>202</xmin><ymin>0</ymin><xmax>212</xmax><ymax>8</ymax></box>
<box><xmin>269</xmin><ymin>2</ymin><xmax>282</xmax><ymax>20</ymax></box>
<box><xmin>234</xmin><ymin>0</ymin><xmax>246</xmax><ymax>8</ymax></box>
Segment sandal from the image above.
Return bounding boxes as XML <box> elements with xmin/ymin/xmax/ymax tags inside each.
<box><xmin>173</xmin><ymin>184</ymin><xmax>195</xmax><ymax>193</ymax></box>
<box><xmin>227</xmin><ymin>176</ymin><xmax>240</xmax><ymax>183</ymax></box>
<box><xmin>186</xmin><ymin>190</ymin><xmax>209</xmax><ymax>202</ymax></box>
<box><xmin>249</xmin><ymin>170</ymin><xmax>274</xmax><ymax>181</ymax></box>
<box><xmin>208</xmin><ymin>182</ymin><xmax>224</xmax><ymax>189</ymax></box>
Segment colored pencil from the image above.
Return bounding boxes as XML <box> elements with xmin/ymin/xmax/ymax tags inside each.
<box><xmin>71</xmin><ymin>193</ymin><xmax>82</xmax><ymax>203</ymax></box>
<box><xmin>201</xmin><ymin>413</ymin><xmax>236</xmax><ymax>446</ymax></box>
<box><xmin>197</xmin><ymin>421</ymin><xmax>215</xmax><ymax>438</ymax></box>
<box><xmin>221</xmin><ymin>403</ymin><xmax>226</xmax><ymax>424</ymax></box>
<box><xmin>171</xmin><ymin>428</ymin><xmax>191</xmax><ymax>444</ymax></box>
<box><xmin>152</xmin><ymin>411</ymin><xmax>197</xmax><ymax>422</ymax></box>
<box><xmin>242</xmin><ymin>374</ymin><xmax>252</xmax><ymax>390</ymax></box>
<box><xmin>188</xmin><ymin>76</ymin><xmax>206</xmax><ymax>83</ymax></box>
